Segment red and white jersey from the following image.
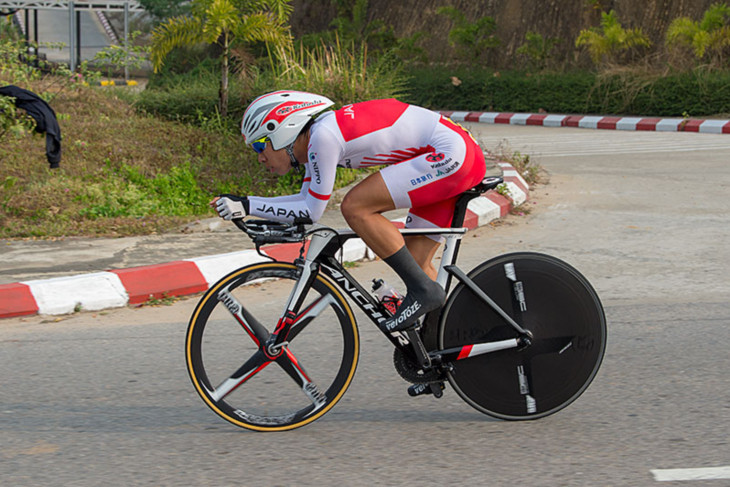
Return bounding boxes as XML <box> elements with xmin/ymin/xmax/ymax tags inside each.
<box><xmin>248</xmin><ymin>99</ymin><xmax>485</xmax><ymax>226</ymax></box>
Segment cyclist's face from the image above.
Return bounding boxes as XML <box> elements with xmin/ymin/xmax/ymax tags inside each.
<box><xmin>256</xmin><ymin>142</ymin><xmax>291</xmax><ymax>176</ymax></box>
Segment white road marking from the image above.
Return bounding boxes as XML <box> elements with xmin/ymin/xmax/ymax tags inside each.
<box><xmin>651</xmin><ymin>466</ymin><xmax>730</xmax><ymax>482</ymax></box>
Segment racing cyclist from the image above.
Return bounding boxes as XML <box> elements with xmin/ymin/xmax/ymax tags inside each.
<box><xmin>212</xmin><ymin>91</ymin><xmax>487</xmax><ymax>332</ymax></box>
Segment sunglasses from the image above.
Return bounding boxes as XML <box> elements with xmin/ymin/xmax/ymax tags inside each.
<box><xmin>251</xmin><ymin>137</ymin><xmax>268</xmax><ymax>154</ymax></box>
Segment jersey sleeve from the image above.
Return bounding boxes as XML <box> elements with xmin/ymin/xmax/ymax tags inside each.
<box><xmin>247</xmin><ymin>127</ymin><xmax>343</xmax><ymax>223</ymax></box>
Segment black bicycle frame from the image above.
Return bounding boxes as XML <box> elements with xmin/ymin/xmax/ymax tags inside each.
<box><xmin>265</xmin><ymin>174</ymin><xmax>529</xmax><ymax>368</ymax></box>
<box><xmin>297</xmin><ymin>227</ymin><xmax>530</xmax><ymax>366</ymax></box>
<box><xmin>315</xmin><ymin>231</ymin><xmax>415</xmax><ymax>350</ymax></box>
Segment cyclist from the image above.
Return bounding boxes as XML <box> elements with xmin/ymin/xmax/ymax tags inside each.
<box><xmin>212</xmin><ymin>90</ymin><xmax>487</xmax><ymax>332</ymax></box>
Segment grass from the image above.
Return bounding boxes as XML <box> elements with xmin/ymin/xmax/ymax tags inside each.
<box><xmin>140</xmin><ymin>293</ymin><xmax>181</xmax><ymax>307</ymax></box>
<box><xmin>0</xmin><ymin>81</ymin><xmax>533</xmax><ymax>239</ymax></box>
<box><xmin>491</xmin><ymin>140</ymin><xmax>546</xmax><ymax>186</ymax></box>
<box><xmin>0</xmin><ymin>83</ymin><xmax>348</xmax><ymax>238</ymax></box>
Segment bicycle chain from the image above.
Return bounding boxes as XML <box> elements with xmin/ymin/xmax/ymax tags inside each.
<box><xmin>393</xmin><ymin>348</ymin><xmax>442</xmax><ymax>384</ymax></box>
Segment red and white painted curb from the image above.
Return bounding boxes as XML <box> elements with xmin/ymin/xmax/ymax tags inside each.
<box><xmin>440</xmin><ymin>111</ymin><xmax>730</xmax><ymax>134</ymax></box>
<box><xmin>0</xmin><ymin>162</ymin><xmax>527</xmax><ymax>319</ymax></box>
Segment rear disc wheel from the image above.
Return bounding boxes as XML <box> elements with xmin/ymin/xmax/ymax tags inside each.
<box><xmin>439</xmin><ymin>252</ymin><xmax>606</xmax><ymax>420</ymax></box>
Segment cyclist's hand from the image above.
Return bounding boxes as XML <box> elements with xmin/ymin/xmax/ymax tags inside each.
<box><xmin>213</xmin><ymin>194</ymin><xmax>249</xmax><ymax>220</ymax></box>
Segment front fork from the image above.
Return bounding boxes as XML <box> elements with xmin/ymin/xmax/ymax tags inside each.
<box><xmin>264</xmin><ymin>259</ymin><xmax>320</xmax><ymax>358</ymax></box>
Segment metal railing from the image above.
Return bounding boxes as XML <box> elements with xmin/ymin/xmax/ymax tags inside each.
<box><xmin>2</xmin><ymin>0</ymin><xmax>145</xmax><ymax>72</ymax></box>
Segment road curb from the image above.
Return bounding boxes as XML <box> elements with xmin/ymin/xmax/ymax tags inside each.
<box><xmin>440</xmin><ymin>110</ymin><xmax>730</xmax><ymax>134</ymax></box>
<box><xmin>0</xmin><ymin>161</ymin><xmax>527</xmax><ymax>319</ymax></box>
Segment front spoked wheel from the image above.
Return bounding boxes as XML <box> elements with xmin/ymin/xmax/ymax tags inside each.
<box><xmin>186</xmin><ymin>262</ymin><xmax>359</xmax><ymax>431</ymax></box>
<box><xmin>439</xmin><ymin>252</ymin><xmax>606</xmax><ymax>420</ymax></box>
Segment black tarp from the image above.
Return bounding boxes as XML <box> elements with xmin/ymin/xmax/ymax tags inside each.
<box><xmin>0</xmin><ymin>85</ymin><xmax>62</xmax><ymax>168</ymax></box>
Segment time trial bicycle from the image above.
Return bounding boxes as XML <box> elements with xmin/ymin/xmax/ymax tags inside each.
<box><xmin>185</xmin><ymin>176</ymin><xmax>607</xmax><ymax>431</ymax></box>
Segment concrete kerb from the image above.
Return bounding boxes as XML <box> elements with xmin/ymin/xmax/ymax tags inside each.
<box><xmin>0</xmin><ymin>160</ymin><xmax>527</xmax><ymax>319</ymax></box>
<box><xmin>441</xmin><ymin>110</ymin><xmax>730</xmax><ymax>134</ymax></box>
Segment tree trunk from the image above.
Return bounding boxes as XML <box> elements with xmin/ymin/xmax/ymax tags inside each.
<box><xmin>219</xmin><ymin>31</ymin><xmax>229</xmax><ymax>118</ymax></box>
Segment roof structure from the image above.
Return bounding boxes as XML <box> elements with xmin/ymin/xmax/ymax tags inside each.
<box><xmin>3</xmin><ymin>0</ymin><xmax>146</xmax><ymax>72</ymax></box>
<box><xmin>0</xmin><ymin>0</ymin><xmax>144</xmax><ymax>11</ymax></box>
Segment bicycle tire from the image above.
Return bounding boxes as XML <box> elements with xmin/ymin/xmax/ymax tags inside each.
<box><xmin>186</xmin><ymin>262</ymin><xmax>359</xmax><ymax>431</ymax></box>
<box><xmin>438</xmin><ymin>252</ymin><xmax>606</xmax><ymax>420</ymax></box>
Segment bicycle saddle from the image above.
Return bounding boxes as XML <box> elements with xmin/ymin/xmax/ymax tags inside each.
<box><xmin>469</xmin><ymin>176</ymin><xmax>504</xmax><ymax>194</ymax></box>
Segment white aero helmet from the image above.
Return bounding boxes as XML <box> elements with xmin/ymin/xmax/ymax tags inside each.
<box><xmin>241</xmin><ymin>90</ymin><xmax>335</xmax><ymax>150</ymax></box>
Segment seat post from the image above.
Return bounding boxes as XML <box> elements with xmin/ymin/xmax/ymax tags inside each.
<box><xmin>444</xmin><ymin>192</ymin><xmax>480</xmax><ymax>296</ymax></box>
<box><xmin>451</xmin><ymin>192</ymin><xmax>481</xmax><ymax>228</ymax></box>
<box><xmin>450</xmin><ymin>176</ymin><xmax>504</xmax><ymax>228</ymax></box>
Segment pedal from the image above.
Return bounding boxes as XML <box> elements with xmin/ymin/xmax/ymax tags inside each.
<box><xmin>407</xmin><ymin>381</ymin><xmax>445</xmax><ymax>398</ymax></box>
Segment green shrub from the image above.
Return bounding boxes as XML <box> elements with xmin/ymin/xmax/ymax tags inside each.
<box><xmin>666</xmin><ymin>3</ymin><xmax>730</xmax><ymax>69</ymax></box>
<box><xmin>516</xmin><ymin>31</ymin><xmax>561</xmax><ymax>71</ymax></box>
<box><xmin>403</xmin><ymin>68</ymin><xmax>596</xmax><ymax>113</ymax></box>
<box><xmin>576</xmin><ymin>10</ymin><xmax>652</xmax><ymax>66</ymax></box>
<box><xmin>140</xmin><ymin>37</ymin><xmax>407</xmax><ymax>127</ymax></box>
<box><xmin>436</xmin><ymin>6</ymin><xmax>500</xmax><ymax>63</ymax></box>
<box><xmin>135</xmin><ymin>65</ymin><xmax>238</xmax><ymax>123</ymax></box>
<box><xmin>0</xmin><ymin>95</ymin><xmax>35</xmax><ymax>141</ymax></box>
<box><xmin>403</xmin><ymin>66</ymin><xmax>730</xmax><ymax>117</ymax></box>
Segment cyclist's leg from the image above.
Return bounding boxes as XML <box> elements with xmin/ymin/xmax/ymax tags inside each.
<box><xmin>402</xmin><ymin>197</ymin><xmax>462</xmax><ymax>279</ymax></box>
<box><xmin>340</xmin><ymin>173</ymin><xmax>441</xmax><ymax>280</ymax></box>
<box><xmin>340</xmin><ymin>171</ymin><xmax>402</xmax><ymax>258</ymax></box>
<box><xmin>404</xmin><ymin>234</ymin><xmax>440</xmax><ymax>280</ymax></box>
<box><xmin>341</xmin><ymin>173</ymin><xmax>444</xmax><ymax>331</ymax></box>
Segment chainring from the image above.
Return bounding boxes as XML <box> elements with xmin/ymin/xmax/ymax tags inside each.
<box><xmin>393</xmin><ymin>347</ymin><xmax>442</xmax><ymax>384</ymax></box>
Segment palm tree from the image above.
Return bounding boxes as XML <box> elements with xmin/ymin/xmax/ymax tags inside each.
<box><xmin>576</xmin><ymin>10</ymin><xmax>651</xmax><ymax>66</ymax></box>
<box><xmin>666</xmin><ymin>2</ymin><xmax>730</xmax><ymax>68</ymax></box>
<box><xmin>150</xmin><ymin>0</ymin><xmax>291</xmax><ymax>117</ymax></box>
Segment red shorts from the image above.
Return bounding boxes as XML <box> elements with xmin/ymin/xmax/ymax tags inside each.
<box><xmin>380</xmin><ymin>117</ymin><xmax>486</xmax><ymax>234</ymax></box>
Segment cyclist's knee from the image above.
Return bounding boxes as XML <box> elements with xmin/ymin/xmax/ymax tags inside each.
<box><xmin>340</xmin><ymin>191</ymin><xmax>363</xmax><ymax>224</ymax></box>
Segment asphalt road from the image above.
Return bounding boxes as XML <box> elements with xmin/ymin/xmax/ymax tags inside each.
<box><xmin>2</xmin><ymin>125</ymin><xmax>729</xmax><ymax>486</ymax></box>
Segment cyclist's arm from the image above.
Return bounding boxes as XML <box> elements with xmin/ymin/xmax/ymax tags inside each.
<box><xmin>249</xmin><ymin>177</ymin><xmax>311</xmax><ymax>205</ymax></box>
<box><xmin>247</xmin><ymin>166</ymin><xmax>311</xmax><ymax>222</ymax></box>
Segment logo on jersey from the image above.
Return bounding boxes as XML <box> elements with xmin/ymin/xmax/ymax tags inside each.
<box><xmin>410</xmin><ymin>174</ymin><xmax>433</xmax><ymax>186</ymax></box>
<box><xmin>430</xmin><ymin>157</ymin><xmax>453</xmax><ymax>169</ymax></box>
<box><xmin>426</xmin><ymin>152</ymin><xmax>445</xmax><ymax>163</ymax></box>
<box><xmin>434</xmin><ymin>160</ymin><xmax>461</xmax><ymax>177</ymax></box>
<box><xmin>311</xmin><ymin>161</ymin><xmax>322</xmax><ymax>184</ymax></box>
<box><xmin>254</xmin><ymin>204</ymin><xmax>311</xmax><ymax>220</ymax></box>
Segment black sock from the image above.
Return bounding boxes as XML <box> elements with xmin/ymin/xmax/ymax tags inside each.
<box><xmin>382</xmin><ymin>246</ymin><xmax>445</xmax><ymax>331</ymax></box>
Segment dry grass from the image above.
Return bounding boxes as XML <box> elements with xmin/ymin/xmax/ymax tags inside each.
<box><xmin>0</xmin><ymin>84</ymin><xmax>272</xmax><ymax>238</ymax></box>
<box><xmin>491</xmin><ymin>139</ymin><xmax>547</xmax><ymax>186</ymax></box>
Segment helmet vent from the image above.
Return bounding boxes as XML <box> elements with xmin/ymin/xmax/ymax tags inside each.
<box><xmin>267</xmin><ymin>122</ymin><xmax>276</xmax><ymax>131</ymax></box>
